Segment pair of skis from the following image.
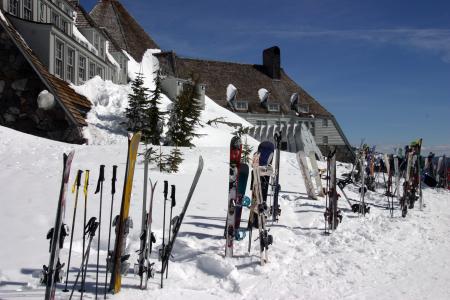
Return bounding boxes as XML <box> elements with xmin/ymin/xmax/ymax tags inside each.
<box><xmin>160</xmin><ymin>157</ymin><xmax>204</xmax><ymax>288</ymax></box>
<box><xmin>247</xmin><ymin>142</ymin><xmax>275</xmax><ymax>265</ymax></box>
<box><xmin>135</xmin><ymin>159</ymin><xmax>157</xmax><ymax>289</ymax></box>
<box><xmin>324</xmin><ymin>149</ymin><xmax>342</xmax><ymax>234</ymax></box>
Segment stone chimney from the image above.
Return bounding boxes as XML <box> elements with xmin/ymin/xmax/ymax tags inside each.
<box><xmin>263</xmin><ymin>46</ymin><xmax>281</xmax><ymax>80</ymax></box>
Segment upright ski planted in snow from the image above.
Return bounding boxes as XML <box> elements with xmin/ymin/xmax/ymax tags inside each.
<box><xmin>296</xmin><ymin>151</ymin><xmax>317</xmax><ymax>200</ymax></box>
<box><xmin>225</xmin><ymin>136</ymin><xmax>242</xmax><ymax>257</ymax></box>
<box><xmin>161</xmin><ymin>156</ymin><xmax>204</xmax><ymax>287</ymax></box>
<box><xmin>44</xmin><ymin>150</ymin><xmax>75</xmax><ymax>300</ymax></box>
<box><xmin>110</xmin><ymin>132</ymin><xmax>141</xmax><ymax>294</ymax></box>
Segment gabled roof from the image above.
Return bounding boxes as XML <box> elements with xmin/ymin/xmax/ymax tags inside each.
<box><xmin>155</xmin><ymin>52</ymin><xmax>332</xmax><ymax>117</ymax></box>
<box><xmin>90</xmin><ymin>0</ymin><xmax>160</xmax><ymax>62</ymax></box>
<box><xmin>68</xmin><ymin>0</ymin><xmax>122</xmax><ymax>53</ymax></box>
<box><xmin>0</xmin><ymin>12</ymin><xmax>91</xmax><ymax>126</ymax></box>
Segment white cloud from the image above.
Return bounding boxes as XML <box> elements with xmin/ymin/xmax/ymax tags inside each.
<box><xmin>265</xmin><ymin>28</ymin><xmax>450</xmax><ymax>63</ymax></box>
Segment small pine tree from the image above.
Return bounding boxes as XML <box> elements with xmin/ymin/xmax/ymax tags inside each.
<box><xmin>143</xmin><ymin>70</ymin><xmax>164</xmax><ymax>145</ymax></box>
<box><xmin>126</xmin><ymin>73</ymin><xmax>149</xmax><ymax>133</ymax></box>
<box><xmin>241</xmin><ymin>137</ymin><xmax>253</xmax><ymax>163</ymax></box>
<box><xmin>166</xmin><ymin>147</ymin><xmax>184</xmax><ymax>173</ymax></box>
<box><xmin>166</xmin><ymin>74</ymin><xmax>203</xmax><ymax>147</ymax></box>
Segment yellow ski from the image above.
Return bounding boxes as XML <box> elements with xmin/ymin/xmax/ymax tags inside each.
<box><xmin>110</xmin><ymin>132</ymin><xmax>141</xmax><ymax>294</ymax></box>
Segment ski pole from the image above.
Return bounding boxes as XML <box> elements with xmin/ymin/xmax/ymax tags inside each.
<box><xmin>166</xmin><ymin>185</ymin><xmax>176</xmax><ymax>279</ymax></box>
<box><xmin>160</xmin><ymin>180</ymin><xmax>168</xmax><ymax>288</ymax></box>
<box><xmin>63</xmin><ymin>170</ymin><xmax>83</xmax><ymax>292</ymax></box>
<box><xmin>69</xmin><ymin>217</ymin><xmax>99</xmax><ymax>300</ymax></box>
<box><xmin>80</xmin><ymin>170</ymin><xmax>90</xmax><ymax>292</ymax></box>
<box><xmin>95</xmin><ymin>165</ymin><xmax>105</xmax><ymax>299</ymax></box>
<box><xmin>104</xmin><ymin>165</ymin><xmax>117</xmax><ymax>299</ymax></box>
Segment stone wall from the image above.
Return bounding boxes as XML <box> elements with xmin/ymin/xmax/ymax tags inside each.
<box><xmin>0</xmin><ymin>28</ymin><xmax>83</xmax><ymax>143</ymax></box>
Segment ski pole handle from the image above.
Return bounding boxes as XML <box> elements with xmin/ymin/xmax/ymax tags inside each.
<box><xmin>84</xmin><ymin>170</ymin><xmax>90</xmax><ymax>197</ymax></box>
<box><xmin>170</xmin><ymin>185</ymin><xmax>176</xmax><ymax>207</ymax></box>
<box><xmin>95</xmin><ymin>165</ymin><xmax>105</xmax><ymax>194</ymax></box>
<box><xmin>111</xmin><ymin>165</ymin><xmax>118</xmax><ymax>195</ymax></box>
<box><xmin>72</xmin><ymin>170</ymin><xmax>83</xmax><ymax>193</ymax></box>
<box><xmin>164</xmin><ymin>180</ymin><xmax>168</xmax><ymax>199</ymax></box>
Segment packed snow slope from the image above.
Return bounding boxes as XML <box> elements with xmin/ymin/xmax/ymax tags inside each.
<box><xmin>1</xmin><ymin>124</ymin><xmax>450</xmax><ymax>300</ymax></box>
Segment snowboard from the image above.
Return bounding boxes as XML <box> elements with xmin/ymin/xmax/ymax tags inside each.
<box><xmin>161</xmin><ymin>156</ymin><xmax>204</xmax><ymax>279</ymax></box>
<box><xmin>257</xmin><ymin>141</ymin><xmax>275</xmax><ymax>204</ymax></box>
<box><xmin>110</xmin><ymin>132</ymin><xmax>141</xmax><ymax>294</ymax></box>
<box><xmin>44</xmin><ymin>150</ymin><xmax>75</xmax><ymax>300</ymax></box>
<box><xmin>296</xmin><ymin>151</ymin><xmax>317</xmax><ymax>200</ymax></box>
<box><xmin>234</xmin><ymin>163</ymin><xmax>249</xmax><ymax>235</ymax></box>
<box><xmin>225</xmin><ymin>136</ymin><xmax>242</xmax><ymax>257</ymax></box>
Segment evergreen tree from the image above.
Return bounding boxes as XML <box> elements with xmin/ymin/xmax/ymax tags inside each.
<box><xmin>166</xmin><ymin>147</ymin><xmax>184</xmax><ymax>173</ymax></box>
<box><xmin>143</xmin><ymin>70</ymin><xmax>164</xmax><ymax>145</ymax></box>
<box><xmin>125</xmin><ymin>73</ymin><xmax>149</xmax><ymax>133</ymax></box>
<box><xmin>241</xmin><ymin>137</ymin><xmax>253</xmax><ymax>163</ymax></box>
<box><xmin>166</xmin><ymin>74</ymin><xmax>203</xmax><ymax>147</ymax></box>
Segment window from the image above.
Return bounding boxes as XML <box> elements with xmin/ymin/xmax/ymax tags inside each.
<box><xmin>62</xmin><ymin>20</ymin><xmax>69</xmax><ymax>33</ymax></box>
<box><xmin>23</xmin><ymin>0</ymin><xmax>32</xmax><ymax>20</ymax></box>
<box><xmin>9</xmin><ymin>0</ymin><xmax>19</xmax><ymax>16</ymax></box>
<box><xmin>94</xmin><ymin>33</ymin><xmax>99</xmax><ymax>51</ymax></box>
<box><xmin>310</xmin><ymin>121</ymin><xmax>315</xmax><ymax>136</ymax></box>
<box><xmin>96</xmin><ymin>66</ymin><xmax>103</xmax><ymax>78</ymax></box>
<box><xmin>256</xmin><ymin>120</ymin><xmax>267</xmax><ymax>126</ymax></box>
<box><xmin>267</xmin><ymin>103</ymin><xmax>280</xmax><ymax>112</ymax></box>
<box><xmin>322</xmin><ymin>119</ymin><xmax>328</xmax><ymax>127</ymax></box>
<box><xmin>78</xmin><ymin>56</ymin><xmax>86</xmax><ymax>82</ymax></box>
<box><xmin>40</xmin><ymin>2</ymin><xmax>46</xmax><ymax>22</ymax></box>
<box><xmin>235</xmin><ymin>101</ymin><xmax>248</xmax><ymax>111</ymax></box>
<box><xmin>100</xmin><ymin>40</ymin><xmax>104</xmax><ymax>57</ymax></box>
<box><xmin>89</xmin><ymin>62</ymin><xmax>95</xmax><ymax>79</ymax></box>
<box><xmin>298</xmin><ymin>104</ymin><xmax>309</xmax><ymax>113</ymax></box>
<box><xmin>66</xmin><ymin>48</ymin><xmax>75</xmax><ymax>83</ymax></box>
<box><xmin>55</xmin><ymin>40</ymin><xmax>64</xmax><ymax>78</ymax></box>
<box><xmin>52</xmin><ymin>11</ymin><xmax>60</xmax><ymax>28</ymax></box>
<box><xmin>322</xmin><ymin>136</ymin><xmax>328</xmax><ymax>144</ymax></box>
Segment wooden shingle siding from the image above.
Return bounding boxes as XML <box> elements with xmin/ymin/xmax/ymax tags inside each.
<box><xmin>315</xmin><ymin>118</ymin><xmax>345</xmax><ymax>146</ymax></box>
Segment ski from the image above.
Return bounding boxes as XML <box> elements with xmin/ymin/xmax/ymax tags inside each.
<box><xmin>296</xmin><ymin>151</ymin><xmax>317</xmax><ymax>200</ymax></box>
<box><xmin>94</xmin><ymin>165</ymin><xmax>105</xmax><ymax>298</ymax></box>
<box><xmin>271</xmin><ymin>132</ymin><xmax>282</xmax><ymax>221</ymax></box>
<box><xmin>308</xmin><ymin>151</ymin><xmax>325</xmax><ymax>197</ymax></box>
<box><xmin>136</xmin><ymin>159</ymin><xmax>149</xmax><ymax>288</ymax></box>
<box><xmin>234</xmin><ymin>162</ymin><xmax>249</xmax><ymax>238</ymax></box>
<box><xmin>143</xmin><ymin>180</ymin><xmax>157</xmax><ymax>289</ymax></box>
<box><xmin>225</xmin><ymin>136</ymin><xmax>242</xmax><ymax>257</ymax></box>
<box><xmin>110</xmin><ymin>132</ymin><xmax>141</xmax><ymax>294</ymax></box>
<box><xmin>43</xmin><ymin>150</ymin><xmax>75</xmax><ymax>300</ymax></box>
<box><xmin>160</xmin><ymin>156</ymin><xmax>204</xmax><ymax>287</ymax></box>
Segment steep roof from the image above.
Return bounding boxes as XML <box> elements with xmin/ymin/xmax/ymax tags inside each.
<box><xmin>89</xmin><ymin>0</ymin><xmax>159</xmax><ymax>61</ymax></box>
<box><xmin>68</xmin><ymin>0</ymin><xmax>122</xmax><ymax>53</ymax></box>
<box><xmin>155</xmin><ymin>52</ymin><xmax>332</xmax><ymax>117</ymax></box>
<box><xmin>0</xmin><ymin>13</ymin><xmax>91</xmax><ymax>126</ymax></box>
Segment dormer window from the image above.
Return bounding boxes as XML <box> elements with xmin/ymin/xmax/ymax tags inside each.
<box><xmin>235</xmin><ymin>101</ymin><xmax>248</xmax><ymax>111</ymax></box>
<box><xmin>298</xmin><ymin>104</ymin><xmax>309</xmax><ymax>113</ymax></box>
<box><xmin>268</xmin><ymin>103</ymin><xmax>280</xmax><ymax>112</ymax></box>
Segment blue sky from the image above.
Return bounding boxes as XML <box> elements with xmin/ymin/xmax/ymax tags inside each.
<box><xmin>82</xmin><ymin>0</ymin><xmax>450</xmax><ymax>154</ymax></box>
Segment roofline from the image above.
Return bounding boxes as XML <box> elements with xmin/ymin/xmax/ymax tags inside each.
<box><xmin>0</xmin><ymin>15</ymin><xmax>79</xmax><ymax>127</ymax></box>
<box><xmin>330</xmin><ymin>115</ymin><xmax>356</xmax><ymax>160</ymax></box>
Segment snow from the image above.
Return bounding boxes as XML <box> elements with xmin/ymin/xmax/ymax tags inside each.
<box><xmin>0</xmin><ymin>122</ymin><xmax>449</xmax><ymax>299</ymax></box>
<box><xmin>0</xmin><ymin>9</ymin><xmax>7</xmax><ymax>23</ymax></box>
<box><xmin>105</xmin><ymin>41</ymin><xmax>121</xmax><ymax>75</ymax></box>
<box><xmin>71</xmin><ymin>14</ymin><xmax>98</xmax><ymax>56</ymax></box>
<box><xmin>72</xmin><ymin>49</ymin><xmax>253</xmax><ymax>147</ymax></box>
<box><xmin>226</xmin><ymin>84</ymin><xmax>237</xmax><ymax>102</ymax></box>
<box><xmin>36</xmin><ymin>90</ymin><xmax>55</xmax><ymax>110</ymax></box>
<box><xmin>258</xmin><ymin>88</ymin><xmax>269</xmax><ymax>103</ymax></box>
